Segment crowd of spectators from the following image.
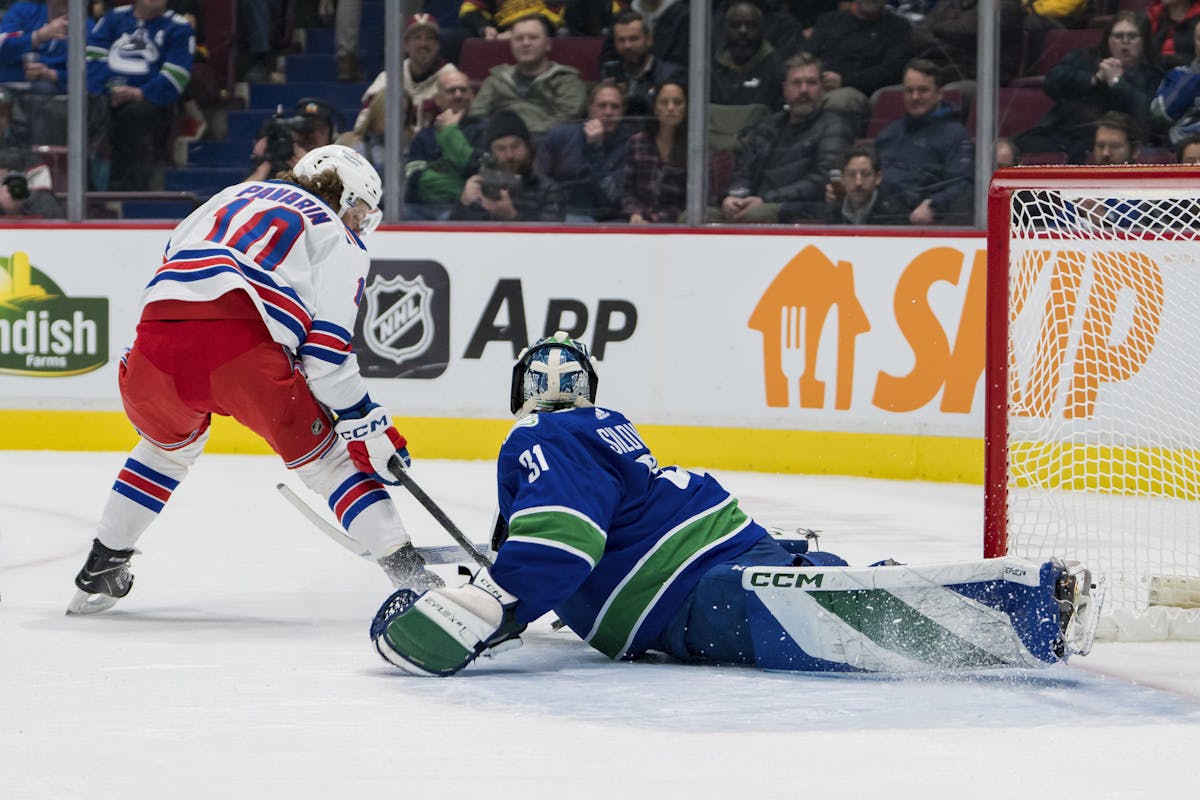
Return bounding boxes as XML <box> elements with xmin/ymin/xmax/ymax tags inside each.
<box><xmin>0</xmin><ymin>0</ymin><xmax>197</xmax><ymax>215</ymax></box>
<box><xmin>5</xmin><ymin>0</ymin><xmax>1200</xmax><ymax>223</ymax></box>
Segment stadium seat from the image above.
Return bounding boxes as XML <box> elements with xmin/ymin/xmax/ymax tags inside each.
<box><xmin>458</xmin><ymin>38</ymin><xmax>512</xmax><ymax>82</ymax></box>
<box><xmin>1011</xmin><ymin>28</ymin><xmax>1102</xmax><ymax>86</ymax></box>
<box><xmin>866</xmin><ymin>85</ymin><xmax>905</xmax><ymax>138</ymax></box>
<box><xmin>551</xmin><ymin>37</ymin><xmax>604</xmax><ymax>82</ymax></box>
<box><xmin>458</xmin><ymin>36</ymin><xmax>604</xmax><ymax>83</ymax></box>
<box><xmin>710</xmin><ymin>149</ymin><xmax>736</xmax><ymax>199</ymax></box>
<box><xmin>966</xmin><ymin>88</ymin><xmax>1055</xmax><ymax>138</ymax></box>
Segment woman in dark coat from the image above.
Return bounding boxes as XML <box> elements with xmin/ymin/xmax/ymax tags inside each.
<box><xmin>1014</xmin><ymin>12</ymin><xmax>1163</xmax><ymax>163</ymax></box>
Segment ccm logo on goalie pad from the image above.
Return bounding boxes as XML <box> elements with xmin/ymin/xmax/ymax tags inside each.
<box><xmin>746</xmin><ymin>570</ymin><xmax>825</xmax><ymax>589</ymax></box>
<box><xmin>338</xmin><ymin>416</ymin><xmax>391</xmax><ymax>440</ymax></box>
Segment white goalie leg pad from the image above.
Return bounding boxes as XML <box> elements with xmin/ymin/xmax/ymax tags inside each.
<box><xmin>742</xmin><ymin>558</ymin><xmax>1062</xmax><ymax>672</ymax></box>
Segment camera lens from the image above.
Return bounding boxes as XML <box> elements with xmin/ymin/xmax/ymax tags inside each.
<box><xmin>4</xmin><ymin>173</ymin><xmax>30</xmax><ymax>201</ymax></box>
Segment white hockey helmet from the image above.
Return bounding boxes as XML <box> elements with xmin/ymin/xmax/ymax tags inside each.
<box><xmin>510</xmin><ymin>332</ymin><xmax>599</xmax><ymax>415</ymax></box>
<box><xmin>293</xmin><ymin>144</ymin><xmax>383</xmax><ymax>214</ymax></box>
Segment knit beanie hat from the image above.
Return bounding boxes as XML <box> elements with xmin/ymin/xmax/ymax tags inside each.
<box><xmin>484</xmin><ymin>110</ymin><xmax>531</xmax><ymax>147</ymax></box>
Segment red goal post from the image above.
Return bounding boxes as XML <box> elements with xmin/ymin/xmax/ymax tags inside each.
<box><xmin>985</xmin><ymin>165</ymin><xmax>1200</xmax><ymax>640</ymax></box>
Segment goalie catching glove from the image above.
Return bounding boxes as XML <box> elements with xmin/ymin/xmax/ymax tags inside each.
<box><xmin>370</xmin><ymin>569</ymin><xmax>526</xmax><ymax>676</ymax></box>
<box><xmin>335</xmin><ymin>402</ymin><xmax>409</xmax><ymax>484</ymax></box>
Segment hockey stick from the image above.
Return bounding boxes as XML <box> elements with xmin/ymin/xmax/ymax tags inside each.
<box><xmin>387</xmin><ymin>457</ymin><xmax>493</xmax><ymax>569</ymax></box>
<box><xmin>277</xmin><ymin>483</ymin><xmax>370</xmax><ymax>556</ymax></box>
<box><xmin>275</xmin><ymin>483</ymin><xmax>491</xmax><ymax>566</ymax></box>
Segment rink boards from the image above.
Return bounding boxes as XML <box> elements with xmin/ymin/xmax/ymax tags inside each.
<box><xmin>0</xmin><ymin>225</ymin><xmax>987</xmax><ymax>481</ymax></box>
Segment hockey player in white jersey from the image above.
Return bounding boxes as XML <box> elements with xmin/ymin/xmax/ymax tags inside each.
<box><xmin>370</xmin><ymin>333</ymin><xmax>1102</xmax><ymax>676</ymax></box>
<box><xmin>68</xmin><ymin>145</ymin><xmax>442</xmax><ymax>615</ymax></box>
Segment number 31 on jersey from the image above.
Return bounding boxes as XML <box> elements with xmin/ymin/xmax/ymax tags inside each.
<box><xmin>519</xmin><ymin>444</ymin><xmax>550</xmax><ymax>482</ymax></box>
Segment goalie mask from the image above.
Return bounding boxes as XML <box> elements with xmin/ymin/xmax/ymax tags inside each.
<box><xmin>510</xmin><ymin>332</ymin><xmax>599</xmax><ymax>415</ymax></box>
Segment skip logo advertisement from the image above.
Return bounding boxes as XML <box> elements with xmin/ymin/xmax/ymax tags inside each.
<box><xmin>748</xmin><ymin>244</ymin><xmax>984</xmax><ymax>415</ymax></box>
<box><xmin>1010</xmin><ymin>249</ymin><xmax>1162</xmax><ymax>421</ymax></box>
<box><xmin>356</xmin><ymin>260</ymin><xmax>449</xmax><ymax>379</ymax></box>
<box><xmin>0</xmin><ymin>251</ymin><xmax>108</xmax><ymax>377</ymax></box>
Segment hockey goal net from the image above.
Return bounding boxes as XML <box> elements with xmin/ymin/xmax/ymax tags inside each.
<box><xmin>985</xmin><ymin>165</ymin><xmax>1200</xmax><ymax>641</ymax></box>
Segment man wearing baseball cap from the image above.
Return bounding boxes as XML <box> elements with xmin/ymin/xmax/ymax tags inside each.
<box><xmin>353</xmin><ymin>13</ymin><xmax>458</xmax><ymax>138</ymax></box>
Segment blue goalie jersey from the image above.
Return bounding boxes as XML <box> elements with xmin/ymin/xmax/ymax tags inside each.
<box><xmin>491</xmin><ymin>407</ymin><xmax>767</xmax><ymax>659</ymax></box>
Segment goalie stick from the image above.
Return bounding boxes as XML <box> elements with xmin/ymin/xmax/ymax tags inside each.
<box><xmin>275</xmin><ymin>483</ymin><xmax>490</xmax><ymax>566</ymax></box>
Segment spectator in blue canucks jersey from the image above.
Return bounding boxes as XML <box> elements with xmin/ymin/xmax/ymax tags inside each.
<box><xmin>86</xmin><ymin>0</ymin><xmax>193</xmax><ymax>190</ymax></box>
<box><xmin>370</xmin><ymin>333</ymin><xmax>1103</xmax><ymax>677</ymax></box>
<box><xmin>0</xmin><ymin>0</ymin><xmax>70</xmax><ymax>91</ymax></box>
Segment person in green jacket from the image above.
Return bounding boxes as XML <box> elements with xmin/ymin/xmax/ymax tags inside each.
<box><xmin>468</xmin><ymin>15</ymin><xmax>587</xmax><ymax>137</ymax></box>
<box><xmin>405</xmin><ymin>68</ymin><xmax>487</xmax><ymax>220</ymax></box>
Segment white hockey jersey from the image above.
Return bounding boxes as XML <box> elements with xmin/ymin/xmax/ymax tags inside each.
<box><xmin>145</xmin><ymin>180</ymin><xmax>371</xmax><ymax>414</ymax></box>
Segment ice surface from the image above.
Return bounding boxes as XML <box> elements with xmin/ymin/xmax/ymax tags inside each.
<box><xmin>2</xmin><ymin>452</ymin><xmax>1199</xmax><ymax>799</ymax></box>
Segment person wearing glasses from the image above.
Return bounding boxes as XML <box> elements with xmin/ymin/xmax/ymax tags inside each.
<box><xmin>1013</xmin><ymin>12</ymin><xmax>1163</xmax><ymax>164</ymax></box>
<box><xmin>404</xmin><ymin>67</ymin><xmax>488</xmax><ymax>220</ymax></box>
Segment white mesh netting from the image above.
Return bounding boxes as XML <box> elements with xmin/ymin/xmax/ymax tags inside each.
<box><xmin>1005</xmin><ymin>186</ymin><xmax>1200</xmax><ymax>640</ymax></box>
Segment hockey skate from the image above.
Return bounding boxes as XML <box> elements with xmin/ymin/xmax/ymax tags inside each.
<box><xmin>66</xmin><ymin>538</ymin><xmax>136</xmax><ymax>615</ymax></box>
<box><xmin>1053</xmin><ymin>560</ymin><xmax>1105</xmax><ymax>658</ymax></box>
<box><xmin>378</xmin><ymin>543</ymin><xmax>444</xmax><ymax>591</ymax></box>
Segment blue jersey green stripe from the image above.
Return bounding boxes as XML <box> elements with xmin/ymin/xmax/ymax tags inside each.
<box><xmin>586</xmin><ymin>497</ymin><xmax>750</xmax><ymax>658</ymax></box>
<box><xmin>508</xmin><ymin>507</ymin><xmax>606</xmax><ymax>567</ymax></box>
<box><xmin>161</xmin><ymin>62</ymin><xmax>191</xmax><ymax>93</ymax></box>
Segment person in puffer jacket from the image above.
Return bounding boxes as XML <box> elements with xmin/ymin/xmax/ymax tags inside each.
<box><xmin>875</xmin><ymin>58</ymin><xmax>974</xmax><ymax>226</ymax></box>
<box><xmin>719</xmin><ymin>53</ymin><xmax>854</xmax><ymax>224</ymax></box>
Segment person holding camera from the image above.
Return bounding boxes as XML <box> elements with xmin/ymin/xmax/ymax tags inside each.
<box><xmin>1</xmin><ymin>166</ymin><xmax>64</xmax><ymax>218</ymax></box>
<box><xmin>246</xmin><ymin>97</ymin><xmax>340</xmax><ymax>182</ymax></box>
<box><xmin>451</xmin><ymin>108</ymin><xmax>563</xmax><ymax>222</ymax></box>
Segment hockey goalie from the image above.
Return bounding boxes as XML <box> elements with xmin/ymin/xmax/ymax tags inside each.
<box><xmin>369</xmin><ymin>334</ymin><xmax>1104</xmax><ymax>676</ymax></box>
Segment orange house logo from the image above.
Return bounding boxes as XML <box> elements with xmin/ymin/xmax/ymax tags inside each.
<box><xmin>748</xmin><ymin>244</ymin><xmax>986</xmax><ymax>414</ymax></box>
<box><xmin>748</xmin><ymin>245</ymin><xmax>869</xmax><ymax>410</ymax></box>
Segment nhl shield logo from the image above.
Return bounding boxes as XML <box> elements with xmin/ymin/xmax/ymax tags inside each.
<box><xmin>363</xmin><ymin>274</ymin><xmax>435</xmax><ymax>365</ymax></box>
